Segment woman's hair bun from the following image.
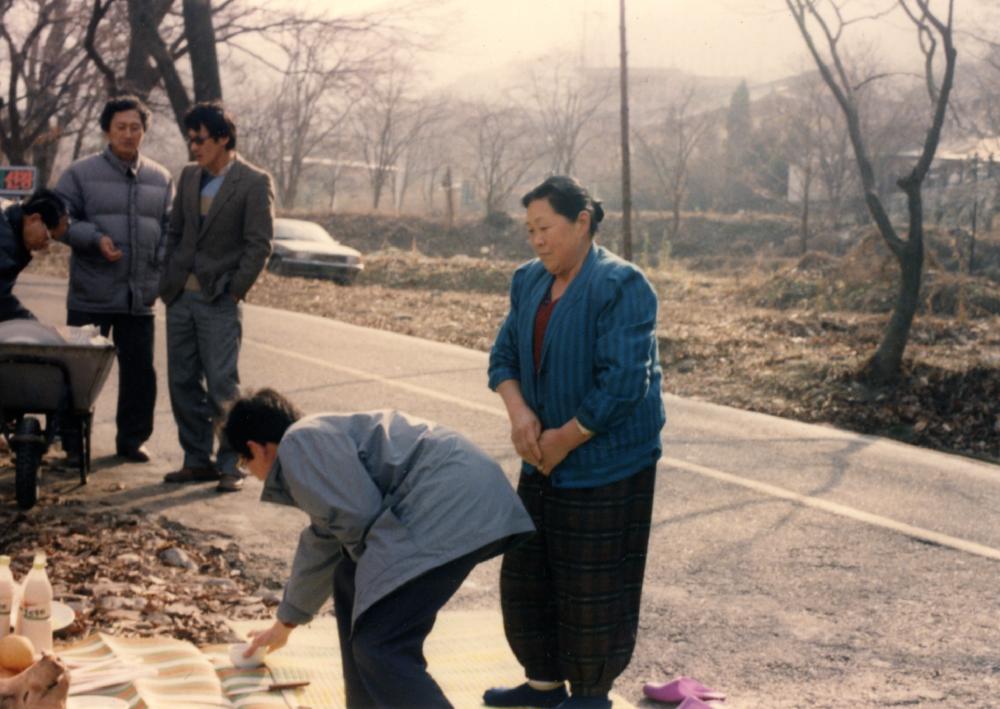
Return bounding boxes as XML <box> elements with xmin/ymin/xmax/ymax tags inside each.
<box><xmin>591</xmin><ymin>200</ymin><xmax>605</xmax><ymax>224</ymax></box>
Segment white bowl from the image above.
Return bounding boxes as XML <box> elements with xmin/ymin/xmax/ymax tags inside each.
<box><xmin>229</xmin><ymin>642</ymin><xmax>267</xmax><ymax>669</ymax></box>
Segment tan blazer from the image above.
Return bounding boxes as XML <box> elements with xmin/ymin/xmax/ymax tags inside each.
<box><xmin>159</xmin><ymin>155</ymin><xmax>274</xmax><ymax>305</ymax></box>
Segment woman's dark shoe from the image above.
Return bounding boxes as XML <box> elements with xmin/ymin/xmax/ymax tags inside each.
<box><xmin>483</xmin><ymin>683</ymin><xmax>568</xmax><ymax>708</ymax></box>
<box><xmin>554</xmin><ymin>697</ymin><xmax>612</xmax><ymax>709</ymax></box>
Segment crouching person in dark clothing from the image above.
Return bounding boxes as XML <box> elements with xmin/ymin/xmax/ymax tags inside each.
<box><xmin>225</xmin><ymin>389</ymin><xmax>534</xmax><ymax>709</ymax></box>
<box><xmin>0</xmin><ymin>189</ymin><xmax>68</xmax><ymax>322</ymax></box>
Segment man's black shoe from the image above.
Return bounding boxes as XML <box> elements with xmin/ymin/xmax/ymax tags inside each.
<box><xmin>163</xmin><ymin>465</ymin><xmax>220</xmax><ymax>483</ymax></box>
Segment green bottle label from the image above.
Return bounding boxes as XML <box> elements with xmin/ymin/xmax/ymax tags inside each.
<box><xmin>22</xmin><ymin>605</ymin><xmax>50</xmax><ymax>622</ymax></box>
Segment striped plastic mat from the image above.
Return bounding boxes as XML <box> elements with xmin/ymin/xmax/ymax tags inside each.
<box><xmin>231</xmin><ymin>610</ymin><xmax>636</xmax><ymax>709</ymax></box>
<box><xmin>59</xmin><ymin>633</ymin><xmax>286</xmax><ymax>708</ymax></box>
<box><xmin>57</xmin><ymin>611</ymin><xmax>637</xmax><ymax>707</ymax></box>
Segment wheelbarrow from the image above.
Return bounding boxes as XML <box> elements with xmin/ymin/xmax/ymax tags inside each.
<box><xmin>0</xmin><ymin>321</ymin><xmax>115</xmax><ymax>510</ymax></box>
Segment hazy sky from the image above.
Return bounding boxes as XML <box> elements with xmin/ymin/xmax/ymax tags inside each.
<box><xmin>304</xmin><ymin>0</ymin><xmax>986</xmax><ymax>87</ymax></box>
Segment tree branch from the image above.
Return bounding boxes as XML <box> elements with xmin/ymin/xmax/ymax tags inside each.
<box><xmin>83</xmin><ymin>0</ymin><xmax>117</xmax><ymax>93</ymax></box>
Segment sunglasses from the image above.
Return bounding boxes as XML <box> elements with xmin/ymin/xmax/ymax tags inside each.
<box><xmin>187</xmin><ymin>135</ymin><xmax>214</xmax><ymax>146</ymax></box>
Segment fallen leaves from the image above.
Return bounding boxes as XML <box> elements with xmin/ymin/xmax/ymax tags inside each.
<box><xmin>0</xmin><ymin>503</ymin><xmax>277</xmax><ymax>646</ymax></box>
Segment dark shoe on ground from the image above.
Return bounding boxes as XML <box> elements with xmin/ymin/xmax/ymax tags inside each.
<box><xmin>484</xmin><ymin>683</ymin><xmax>568</xmax><ymax>708</ymax></box>
<box><xmin>163</xmin><ymin>465</ymin><xmax>220</xmax><ymax>483</ymax></box>
<box><xmin>116</xmin><ymin>444</ymin><xmax>151</xmax><ymax>463</ymax></box>
<box><xmin>554</xmin><ymin>697</ymin><xmax>611</xmax><ymax>709</ymax></box>
<box><xmin>216</xmin><ymin>473</ymin><xmax>244</xmax><ymax>493</ymax></box>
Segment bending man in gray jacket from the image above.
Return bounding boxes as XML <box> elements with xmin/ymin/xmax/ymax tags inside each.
<box><xmin>224</xmin><ymin>388</ymin><xmax>534</xmax><ymax>709</ymax></box>
<box><xmin>55</xmin><ymin>95</ymin><xmax>173</xmax><ymax>463</ymax></box>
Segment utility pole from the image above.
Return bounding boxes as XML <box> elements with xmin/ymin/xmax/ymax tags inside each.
<box><xmin>619</xmin><ymin>0</ymin><xmax>633</xmax><ymax>261</ymax></box>
<box><xmin>970</xmin><ymin>154</ymin><xmax>979</xmax><ymax>274</ymax></box>
<box><xmin>443</xmin><ymin>166</ymin><xmax>455</xmax><ymax>230</ymax></box>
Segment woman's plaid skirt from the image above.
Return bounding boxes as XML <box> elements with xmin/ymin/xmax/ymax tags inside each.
<box><xmin>499</xmin><ymin>466</ymin><xmax>656</xmax><ymax>697</ymax></box>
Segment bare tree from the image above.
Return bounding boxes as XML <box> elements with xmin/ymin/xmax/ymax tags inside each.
<box><xmin>354</xmin><ymin>59</ymin><xmax>435</xmax><ymax>210</ymax></box>
<box><xmin>778</xmin><ymin>72</ymin><xmax>853</xmax><ymax>252</ymax></box>
<box><xmin>635</xmin><ymin>84</ymin><xmax>709</xmax><ymax>244</ymax></box>
<box><xmin>391</xmin><ymin>100</ymin><xmax>449</xmax><ymax>215</ymax></box>
<box><xmin>236</xmin><ymin>23</ymin><xmax>377</xmax><ymax>208</ymax></box>
<box><xmin>952</xmin><ymin>12</ymin><xmax>1000</xmax><ymax>264</ymax></box>
<box><xmin>468</xmin><ymin>102</ymin><xmax>536</xmax><ymax>217</ymax></box>
<box><xmin>522</xmin><ymin>56</ymin><xmax>611</xmax><ymax>176</ymax></box>
<box><xmin>84</xmin><ymin>0</ymin><xmax>232</xmax><ymax>134</ymax></box>
<box><xmin>84</xmin><ymin>1</ymin><xmax>368</xmax><ymax>138</ymax></box>
<box><xmin>0</xmin><ymin>0</ymin><xmax>96</xmax><ymax>183</ymax></box>
<box><xmin>787</xmin><ymin>0</ymin><xmax>957</xmax><ymax>382</ymax></box>
<box><xmin>410</xmin><ymin>114</ymin><xmax>457</xmax><ymax>215</ymax></box>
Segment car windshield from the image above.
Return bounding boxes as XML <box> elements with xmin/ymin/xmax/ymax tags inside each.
<box><xmin>274</xmin><ymin>220</ymin><xmax>335</xmax><ymax>244</ymax></box>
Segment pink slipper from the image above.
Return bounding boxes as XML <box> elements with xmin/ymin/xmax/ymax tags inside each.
<box><xmin>677</xmin><ymin>698</ymin><xmax>715</xmax><ymax>709</ymax></box>
<box><xmin>642</xmin><ymin>676</ymin><xmax>726</xmax><ymax>703</ymax></box>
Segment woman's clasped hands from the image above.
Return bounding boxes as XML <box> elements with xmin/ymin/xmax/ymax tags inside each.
<box><xmin>509</xmin><ymin>407</ymin><xmax>575</xmax><ymax>475</ymax></box>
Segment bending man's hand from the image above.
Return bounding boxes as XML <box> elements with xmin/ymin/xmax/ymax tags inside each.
<box><xmin>246</xmin><ymin>620</ymin><xmax>293</xmax><ymax>656</ymax></box>
<box><xmin>98</xmin><ymin>235</ymin><xmax>123</xmax><ymax>262</ymax></box>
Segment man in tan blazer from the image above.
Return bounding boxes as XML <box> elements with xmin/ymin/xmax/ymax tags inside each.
<box><xmin>159</xmin><ymin>101</ymin><xmax>274</xmax><ymax>493</ymax></box>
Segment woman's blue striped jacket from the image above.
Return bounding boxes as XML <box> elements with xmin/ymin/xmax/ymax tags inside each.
<box><xmin>489</xmin><ymin>244</ymin><xmax>665</xmax><ymax>488</ymax></box>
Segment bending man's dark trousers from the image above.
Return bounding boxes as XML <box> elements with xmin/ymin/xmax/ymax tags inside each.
<box><xmin>333</xmin><ymin>543</ymin><xmax>503</xmax><ymax>709</ymax></box>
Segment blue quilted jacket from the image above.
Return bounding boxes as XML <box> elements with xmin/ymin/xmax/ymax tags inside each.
<box><xmin>489</xmin><ymin>244</ymin><xmax>665</xmax><ymax>488</ymax></box>
<box><xmin>55</xmin><ymin>146</ymin><xmax>173</xmax><ymax>314</ymax></box>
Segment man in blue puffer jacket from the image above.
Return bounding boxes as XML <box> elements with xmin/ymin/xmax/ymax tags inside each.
<box><xmin>54</xmin><ymin>95</ymin><xmax>174</xmax><ymax>463</ymax></box>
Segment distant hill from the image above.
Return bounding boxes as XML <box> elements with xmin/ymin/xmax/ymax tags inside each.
<box><xmin>432</xmin><ymin>56</ymin><xmax>810</xmax><ymax>125</ymax></box>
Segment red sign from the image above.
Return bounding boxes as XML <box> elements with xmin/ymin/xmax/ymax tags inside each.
<box><xmin>0</xmin><ymin>167</ymin><xmax>37</xmax><ymax>197</ymax></box>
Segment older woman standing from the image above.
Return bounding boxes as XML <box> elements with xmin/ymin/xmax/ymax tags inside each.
<box><xmin>484</xmin><ymin>176</ymin><xmax>666</xmax><ymax>709</ymax></box>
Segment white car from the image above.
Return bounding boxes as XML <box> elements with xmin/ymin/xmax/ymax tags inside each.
<box><xmin>268</xmin><ymin>218</ymin><xmax>364</xmax><ymax>285</ymax></box>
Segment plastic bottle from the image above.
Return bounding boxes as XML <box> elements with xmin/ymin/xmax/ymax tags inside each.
<box><xmin>16</xmin><ymin>552</ymin><xmax>52</xmax><ymax>653</ymax></box>
<box><xmin>0</xmin><ymin>556</ymin><xmax>14</xmax><ymax>639</ymax></box>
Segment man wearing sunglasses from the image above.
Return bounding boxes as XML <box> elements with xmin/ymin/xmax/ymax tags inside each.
<box><xmin>1</xmin><ymin>189</ymin><xmax>68</xmax><ymax>322</ymax></box>
<box><xmin>159</xmin><ymin>101</ymin><xmax>274</xmax><ymax>493</ymax></box>
<box><xmin>54</xmin><ymin>95</ymin><xmax>174</xmax><ymax>464</ymax></box>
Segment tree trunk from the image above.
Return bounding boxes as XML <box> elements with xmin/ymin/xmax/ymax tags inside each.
<box><xmin>670</xmin><ymin>200</ymin><xmax>680</xmax><ymax>242</ymax></box>
<box><xmin>865</xmin><ymin>187</ymin><xmax>924</xmax><ymax>381</ymax></box>
<box><xmin>800</xmin><ymin>166</ymin><xmax>812</xmax><ymax>255</ymax></box>
<box><xmin>124</xmin><ymin>0</ymin><xmax>171</xmax><ymax>98</ymax></box>
<box><xmin>3</xmin><ymin>145</ymin><xmax>27</xmax><ymax>165</ymax></box>
<box><xmin>282</xmin><ymin>178</ymin><xmax>297</xmax><ymax>210</ymax></box>
<box><xmin>328</xmin><ymin>183</ymin><xmax>337</xmax><ymax>210</ymax></box>
<box><xmin>618</xmin><ymin>0</ymin><xmax>632</xmax><ymax>261</ymax></box>
<box><xmin>127</xmin><ymin>0</ymin><xmax>191</xmax><ymax>137</ymax></box>
<box><xmin>444</xmin><ymin>167</ymin><xmax>454</xmax><ymax>229</ymax></box>
<box><xmin>183</xmin><ymin>0</ymin><xmax>223</xmax><ymax>102</ymax></box>
<box><xmin>372</xmin><ymin>172</ymin><xmax>384</xmax><ymax>210</ymax></box>
<box><xmin>31</xmin><ymin>133</ymin><xmax>59</xmax><ymax>187</ymax></box>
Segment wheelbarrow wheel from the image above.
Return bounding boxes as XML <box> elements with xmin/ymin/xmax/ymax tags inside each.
<box><xmin>13</xmin><ymin>417</ymin><xmax>44</xmax><ymax>510</ymax></box>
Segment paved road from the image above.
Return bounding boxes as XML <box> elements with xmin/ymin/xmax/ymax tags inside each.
<box><xmin>6</xmin><ymin>274</ymin><xmax>1000</xmax><ymax>708</ymax></box>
